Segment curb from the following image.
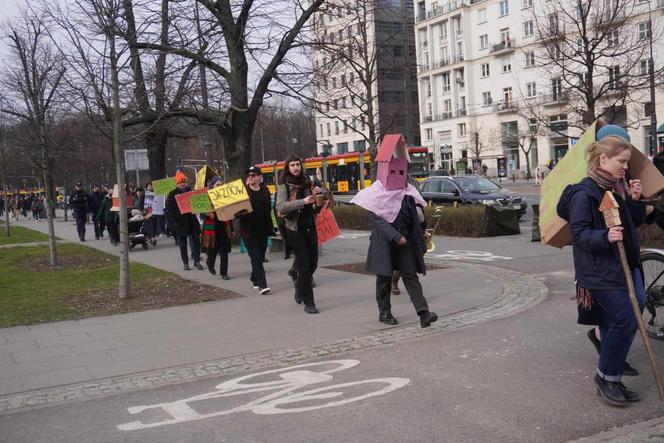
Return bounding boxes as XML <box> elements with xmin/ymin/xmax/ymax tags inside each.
<box><xmin>0</xmin><ymin>260</ymin><xmax>547</xmax><ymax>415</ymax></box>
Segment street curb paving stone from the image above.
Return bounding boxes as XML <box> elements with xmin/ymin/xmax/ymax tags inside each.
<box><xmin>0</xmin><ymin>260</ymin><xmax>547</xmax><ymax>414</ymax></box>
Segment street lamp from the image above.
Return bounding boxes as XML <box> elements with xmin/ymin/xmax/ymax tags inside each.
<box><xmin>649</xmin><ymin>0</ymin><xmax>658</xmax><ymax>155</ymax></box>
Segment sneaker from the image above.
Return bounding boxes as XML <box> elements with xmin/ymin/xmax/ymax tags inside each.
<box><xmin>193</xmin><ymin>262</ymin><xmax>204</xmax><ymax>270</ymax></box>
<box><xmin>419</xmin><ymin>310</ymin><xmax>438</xmax><ymax>328</ymax></box>
<box><xmin>304</xmin><ymin>304</ymin><xmax>319</xmax><ymax>314</ymax></box>
<box><xmin>251</xmin><ymin>280</ymin><xmax>260</xmax><ymax>289</ymax></box>
<box><xmin>379</xmin><ymin>312</ymin><xmax>398</xmax><ymax>325</ymax></box>
<box><xmin>259</xmin><ymin>287</ymin><xmax>271</xmax><ymax>295</ymax></box>
<box><xmin>183</xmin><ymin>264</ymin><xmax>191</xmax><ymax>271</ymax></box>
<box><xmin>623</xmin><ymin>362</ymin><xmax>639</xmax><ymax>377</ymax></box>
<box><xmin>594</xmin><ymin>374</ymin><xmax>628</xmax><ymax>406</ymax></box>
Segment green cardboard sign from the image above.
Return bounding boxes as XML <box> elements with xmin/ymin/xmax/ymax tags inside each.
<box><xmin>153</xmin><ymin>177</ymin><xmax>177</xmax><ymax>196</ymax></box>
<box><xmin>190</xmin><ymin>193</ymin><xmax>214</xmax><ymax>214</ymax></box>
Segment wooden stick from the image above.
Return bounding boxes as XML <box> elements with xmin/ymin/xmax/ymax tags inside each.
<box><xmin>616</xmin><ymin>242</ymin><xmax>664</xmax><ymax>401</ymax></box>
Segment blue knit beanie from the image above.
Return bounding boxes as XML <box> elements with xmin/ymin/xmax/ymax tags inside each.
<box><xmin>596</xmin><ymin>124</ymin><xmax>630</xmax><ymax>142</ymax></box>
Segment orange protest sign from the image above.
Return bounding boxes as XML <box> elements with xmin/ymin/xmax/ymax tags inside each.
<box><xmin>175</xmin><ymin>188</ymin><xmax>209</xmax><ymax>214</ymax></box>
<box><xmin>316</xmin><ymin>207</ymin><xmax>340</xmax><ymax>245</ymax></box>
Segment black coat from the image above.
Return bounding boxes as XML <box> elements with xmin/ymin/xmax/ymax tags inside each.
<box><xmin>166</xmin><ymin>187</ymin><xmax>200</xmax><ymax>236</ymax></box>
<box><xmin>88</xmin><ymin>191</ymin><xmax>104</xmax><ymax>216</ymax></box>
<box><xmin>366</xmin><ymin>196</ymin><xmax>427</xmax><ymax>277</ymax></box>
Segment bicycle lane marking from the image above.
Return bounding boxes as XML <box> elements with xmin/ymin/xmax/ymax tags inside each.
<box><xmin>116</xmin><ymin>360</ymin><xmax>409</xmax><ymax>431</ymax></box>
<box><xmin>427</xmin><ymin>250</ymin><xmax>513</xmax><ymax>262</ymax></box>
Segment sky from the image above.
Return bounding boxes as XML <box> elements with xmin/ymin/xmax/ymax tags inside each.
<box><xmin>0</xmin><ymin>0</ymin><xmax>22</xmax><ymax>55</ymax></box>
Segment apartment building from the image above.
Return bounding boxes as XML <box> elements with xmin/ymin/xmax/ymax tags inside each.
<box><xmin>415</xmin><ymin>0</ymin><xmax>664</xmax><ymax>176</ymax></box>
<box><xmin>312</xmin><ymin>0</ymin><xmax>421</xmax><ymax>156</ymax></box>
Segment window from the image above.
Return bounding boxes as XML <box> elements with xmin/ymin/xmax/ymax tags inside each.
<box><xmin>440</xmin><ymin>22</ymin><xmax>448</xmax><ymax>40</ymax></box>
<box><xmin>458</xmin><ymin>123</ymin><xmax>467</xmax><ymax>136</ymax></box>
<box><xmin>425</xmin><ymin>128</ymin><xmax>433</xmax><ymax>140</ymax></box>
<box><xmin>443</xmin><ymin>99</ymin><xmax>452</xmax><ymax>113</ymax></box>
<box><xmin>524</xmin><ymin>51</ymin><xmax>535</xmax><ymax>67</ymax></box>
<box><xmin>551</xmin><ymin>78</ymin><xmax>562</xmax><ymax>99</ymax></box>
<box><xmin>526</xmin><ymin>82</ymin><xmax>537</xmax><ymax>97</ymax></box>
<box><xmin>478</xmin><ymin>8</ymin><xmax>487</xmax><ymax>23</ymax></box>
<box><xmin>522</xmin><ymin>0</ymin><xmax>532</xmax><ymax>8</ymax></box>
<box><xmin>645</xmin><ymin>102</ymin><xmax>654</xmax><ymax>118</ymax></box>
<box><xmin>608</xmin><ymin>66</ymin><xmax>620</xmax><ymax>89</ymax></box>
<box><xmin>425</xmin><ymin>79</ymin><xmax>432</xmax><ymax>97</ymax></box>
<box><xmin>479</xmin><ymin>34</ymin><xmax>488</xmax><ymax>50</ymax></box>
<box><xmin>501</xmin><ymin>57</ymin><xmax>512</xmax><ymax>73</ymax></box>
<box><xmin>639</xmin><ymin>22</ymin><xmax>652</xmax><ymax>40</ymax></box>
<box><xmin>333</xmin><ymin>99</ymin><xmax>338</xmax><ymax>110</ymax></box>
<box><xmin>393</xmin><ymin>46</ymin><xmax>403</xmax><ymax>57</ymax></box>
<box><xmin>641</xmin><ymin>59</ymin><xmax>653</xmax><ymax>75</ymax></box>
<box><xmin>482</xmin><ymin>91</ymin><xmax>492</xmax><ymax>106</ymax></box>
<box><xmin>326</xmin><ymin>101</ymin><xmax>330</xmax><ymax>111</ymax></box>
<box><xmin>499</xmin><ymin>0</ymin><xmax>509</xmax><ymax>16</ymax></box>
<box><xmin>441</xmin><ymin>181</ymin><xmax>458</xmax><ymax>194</ymax></box>
<box><xmin>503</xmin><ymin>87</ymin><xmax>513</xmax><ymax>104</ymax></box>
<box><xmin>332</xmin><ymin>77</ymin><xmax>337</xmax><ymax>88</ymax></box>
<box><xmin>341</xmin><ymin>74</ymin><xmax>346</xmax><ymax>86</ymax></box>
<box><xmin>350</xmin><ymin>72</ymin><xmax>354</xmax><ymax>84</ymax></box>
<box><xmin>319</xmin><ymin>124</ymin><xmax>323</xmax><ymax>137</ymax></box>
<box><xmin>326</xmin><ymin>122</ymin><xmax>331</xmax><ymax>136</ymax></box>
<box><xmin>523</xmin><ymin>21</ymin><xmax>533</xmax><ymax>37</ymax></box>
<box><xmin>576</xmin><ymin>38</ymin><xmax>587</xmax><ymax>54</ymax></box>
<box><xmin>341</xmin><ymin>97</ymin><xmax>346</xmax><ymax>108</ymax></box>
<box><xmin>548</xmin><ymin>13</ymin><xmax>559</xmax><ymax>33</ymax></box>
<box><xmin>440</xmin><ymin>46</ymin><xmax>449</xmax><ymax>62</ymax></box>
<box><xmin>442</xmin><ymin>73</ymin><xmax>451</xmax><ymax>93</ymax></box>
<box><xmin>343</xmin><ymin>120</ymin><xmax>348</xmax><ymax>134</ymax></box>
<box><xmin>500</xmin><ymin>28</ymin><xmax>511</xmax><ymax>43</ymax></box>
<box><xmin>481</xmin><ymin>63</ymin><xmax>490</xmax><ymax>77</ymax></box>
<box><xmin>607</xmin><ymin>30</ymin><xmax>619</xmax><ymax>47</ymax></box>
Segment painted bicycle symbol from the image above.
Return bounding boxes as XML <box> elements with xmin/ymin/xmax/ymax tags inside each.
<box><xmin>117</xmin><ymin>359</ymin><xmax>409</xmax><ymax>431</ymax></box>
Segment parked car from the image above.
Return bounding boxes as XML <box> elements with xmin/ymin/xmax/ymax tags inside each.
<box><xmin>420</xmin><ymin>175</ymin><xmax>528</xmax><ymax>218</ymax></box>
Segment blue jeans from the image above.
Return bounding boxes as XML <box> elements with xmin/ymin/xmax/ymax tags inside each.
<box><xmin>593</xmin><ymin>269</ymin><xmax>646</xmax><ymax>381</ymax></box>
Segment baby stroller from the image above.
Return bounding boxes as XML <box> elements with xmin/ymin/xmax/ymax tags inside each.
<box><xmin>127</xmin><ymin>209</ymin><xmax>157</xmax><ymax>251</ymax></box>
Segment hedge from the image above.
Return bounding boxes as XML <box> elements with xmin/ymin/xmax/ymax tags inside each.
<box><xmin>331</xmin><ymin>203</ymin><xmax>486</xmax><ymax>237</ymax></box>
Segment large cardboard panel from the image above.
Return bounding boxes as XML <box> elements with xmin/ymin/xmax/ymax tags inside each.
<box><xmin>539</xmin><ymin>120</ymin><xmax>664</xmax><ymax>248</ymax></box>
<box><xmin>215</xmin><ymin>199</ymin><xmax>253</xmax><ymax>221</ymax></box>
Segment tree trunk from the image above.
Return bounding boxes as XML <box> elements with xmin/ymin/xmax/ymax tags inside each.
<box><xmin>221</xmin><ymin>112</ymin><xmax>255</xmax><ymax>180</ymax></box>
<box><xmin>110</xmin><ymin>15</ymin><xmax>130</xmax><ymax>299</ymax></box>
<box><xmin>0</xmin><ymin>140</ymin><xmax>10</xmax><ymax>237</ymax></box>
<box><xmin>147</xmin><ymin>127</ymin><xmax>168</xmax><ymax>181</ymax></box>
<box><xmin>40</xmin><ymin>128</ymin><xmax>58</xmax><ymax>267</ymax></box>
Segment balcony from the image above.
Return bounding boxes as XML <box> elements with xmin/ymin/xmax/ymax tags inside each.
<box><xmin>540</xmin><ymin>92</ymin><xmax>569</xmax><ymax>105</ymax></box>
<box><xmin>490</xmin><ymin>39</ymin><xmax>515</xmax><ymax>54</ymax></box>
<box><xmin>455</xmin><ymin>108</ymin><xmax>467</xmax><ymax>117</ymax></box>
<box><xmin>454</xmin><ymin>54</ymin><xmax>465</xmax><ymax>63</ymax></box>
<box><xmin>435</xmin><ymin>111</ymin><xmax>454</xmax><ymax>121</ymax></box>
<box><xmin>433</xmin><ymin>58</ymin><xmax>450</xmax><ymax>69</ymax></box>
<box><xmin>494</xmin><ymin>100</ymin><xmax>518</xmax><ymax>113</ymax></box>
<box><xmin>415</xmin><ymin>0</ymin><xmax>477</xmax><ymax>23</ymax></box>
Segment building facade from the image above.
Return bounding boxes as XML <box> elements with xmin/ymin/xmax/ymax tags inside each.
<box><xmin>312</xmin><ymin>0</ymin><xmax>421</xmax><ymax>156</ymax></box>
<box><xmin>415</xmin><ymin>0</ymin><xmax>664</xmax><ymax>177</ymax></box>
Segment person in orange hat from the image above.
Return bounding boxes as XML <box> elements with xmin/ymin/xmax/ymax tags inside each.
<box><xmin>166</xmin><ymin>171</ymin><xmax>204</xmax><ymax>271</ymax></box>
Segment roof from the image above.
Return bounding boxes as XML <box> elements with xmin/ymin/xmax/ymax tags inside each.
<box><xmin>375</xmin><ymin>134</ymin><xmax>407</xmax><ymax>162</ymax></box>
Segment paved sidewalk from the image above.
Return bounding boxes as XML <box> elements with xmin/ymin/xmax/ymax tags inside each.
<box><xmin>0</xmin><ymin>218</ymin><xmax>534</xmax><ymax>401</ymax></box>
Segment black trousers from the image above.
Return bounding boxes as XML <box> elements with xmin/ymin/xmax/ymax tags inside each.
<box><xmin>376</xmin><ymin>245</ymin><xmax>428</xmax><ymax>315</ymax></box>
<box><xmin>74</xmin><ymin>209</ymin><xmax>87</xmax><ymax>240</ymax></box>
<box><xmin>244</xmin><ymin>235</ymin><xmax>268</xmax><ymax>289</ymax></box>
<box><xmin>92</xmin><ymin>216</ymin><xmax>102</xmax><ymax>238</ymax></box>
<box><xmin>207</xmin><ymin>249</ymin><xmax>229</xmax><ymax>276</ymax></box>
<box><xmin>177</xmin><ymin>232</ymin><xmax>201</xmax><ymax>266</ymax></box>
<box><xmin>289</xmin><ymin>228</ymin><xmax>318</xmax><ymax>306</ymax></box>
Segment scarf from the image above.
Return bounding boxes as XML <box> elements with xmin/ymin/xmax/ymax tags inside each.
<box><xmin>586</xmin><ymin>163</ymin><xmax>628</xmax><ymax>199</ymax></box>
<box><xmin>351</xmin><ymin>181</ymin><xmax>427</xmax><ymax>223</ymax></box>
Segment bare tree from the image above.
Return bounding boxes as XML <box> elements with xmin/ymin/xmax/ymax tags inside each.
<box><xmin>502</xmin><ymin>118</ymin><xmax>541</xmax><ymax>180</ymax></box>
<box><xmin>530</xmin><ymin>0</ymin><xmax>661</xmax><ymax>131</ymax></box>
<box><xmin>1</xmin><ymin>12</ymin><xmax>66</xmax><ymax>266</ymax></box>
<box><xmin>129</xmin><ymin>0</ymin><xmax>325</xmax><ymax>177</ymax></box>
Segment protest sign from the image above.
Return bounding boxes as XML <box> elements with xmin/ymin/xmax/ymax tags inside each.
<box><xmin>207</xmin><ymin>179</ymin><xmax>249</xmax><ymax>209</ymax></box>
<box><xmin>153</xmin><ymin>177</ymin><xmax>177</xmax><ymax>196</ymax></box>
<box><xmin>175</xmin><ymin>188</ymin><xmax>209</xmax><ymax>214</ymax></box>
<box><xmin>143</xmin><ymin>191</ymin><xmax>155</xmax><ymax>211</ymax></box>
<box><xmin>190</xmin><ymin>193</ymin><xmax>214</xmax><ymax>214</ymax></box>
<box><xmin>316</xmin><ymin>207</ymin><xmax>340</xmax><ymax>245</ymax></box>
<box><xmin>195</xmin><ymin>166</ymin><xmax>218</xmax><ymax>190</ymax></box>
<box><xmin>151</xmin><ymin>195</ymin><xmax>165</xmax><ymax>215</ymax></box>
<box><xmin>539</xmin><ymin>120</ymin><xmax>664</xmax><ymax>248</ymax></box>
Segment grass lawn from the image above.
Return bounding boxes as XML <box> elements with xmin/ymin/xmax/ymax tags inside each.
<box><xmin>0</xmin><ymin>243</ymin><xmax>240</xmax><ymax>327</ymax></box>
<box><xmin>0</xmin><ymin>225</ymin><xmax>50</xmax><ymax>245</ymax></box>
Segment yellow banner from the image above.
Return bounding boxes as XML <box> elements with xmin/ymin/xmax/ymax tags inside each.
<box><xmin>207</xmin><ymin>179</ymin><xmax>249</xmax><ymax>209</ymax></box>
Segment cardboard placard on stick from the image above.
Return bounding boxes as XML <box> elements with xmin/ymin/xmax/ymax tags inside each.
<box><xmin>207</xmin><ymin>179</ymin><xmax>249</xmax><ymax>209</ymax></box>
<box><xmin>539</xmin><ymin>120</ymin><xmax>664</xmax><ymax>248</ymax></box>
<box><xmin>175</xmin><ymin>188</ymin><xmax>209</xmax><ymax>214</ymax></box>
<box><xmin>215</xmin><ymin>200</ymin><xmax>252</xmax><ymax>221</ymax></box>
<box><xmin>151</xmin><ymin>195</ymin><xmax>165</xmax><ymax>215</ymax></box>
<box><xmin>195</xmin><ymin>166</ymin><xmax>218</xmax><ymax>190</ymax></box>
<box><xmin>153</xmin><ymin>177</ymin><xmax>177</xmax><ymax>196</ymax></box>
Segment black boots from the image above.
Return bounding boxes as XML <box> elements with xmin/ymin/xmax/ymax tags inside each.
<box><xmin>304</xmin><ymin>304</ymin><xmax>319</xmax><ymax>314</ymax></box>
<box><xmin>418</xmin><ymin>310</ymin><xmax>438</xmax><ymax>328</ymax></box>
<box><xmin>594</xmin><ymin>374</ymin><xmax>640</xmax><ymax>406</ymax></box>
<box><xmin>379</xmin><ymin>312</ymin><xmax>398</xmax><ymax>325</ymax></box>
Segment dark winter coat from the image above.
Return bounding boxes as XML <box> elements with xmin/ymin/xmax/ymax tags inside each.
<box><xmin>69</xmin><ymin>189</ymin><xmax>88</xmax><ymax>214</ymax></box>
<box><xmin>166</xmin><ymin>186</ymin><xmax>200</xmax><ymax>237</ymax></box>
<box><xmin>97</xmin><ymin>195</ymin><xmax>114</xmax><ymax>224</ymax></box>
<box><xmin>366</xmin><ymin>195</ymin><xmax>427</xmax><ymax>277</ymax></box>
<box><xmin>557</xmin><ymin>177</ymin><xmax>646</xmax><ymax>291</ymax></box>
<box><xmin>238</xmin><ymin>184</ymin><xmax>274</xmax><ymax>240</ymax></box>
<box><xmin>88</xmin><ymin>191</ymin><xmax>104</xmax><ymax>217</ymax></box>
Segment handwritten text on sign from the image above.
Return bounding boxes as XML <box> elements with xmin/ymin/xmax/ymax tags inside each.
<box><xmin>153</xmin><ymin>177</ymin><xmax>177</xmax><ymax>196</ymax></box>
<box><xmin>190</xmin><ymin>193</ymin><xmax>214</xmax><ymax>214</ymax></box>
<box><xmin>175</xmin><ymin>188</ymin><xmax>209</xmax><ymax>214</ymax></box>
<box><xmin>316</xmin><ymin>207</ymin><xmax>340</xmax><ymax>245</ymax></box>
<box><xmin>207</xmin><ymin>179</ymin><xmax>248</xmax><ymax>209</ymax></box>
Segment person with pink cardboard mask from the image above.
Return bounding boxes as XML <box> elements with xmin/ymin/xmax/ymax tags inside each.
<box><xmin>352</xmin><ymin>134</ymin><xmax>438</xmax><ymax>328</ymax></box>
